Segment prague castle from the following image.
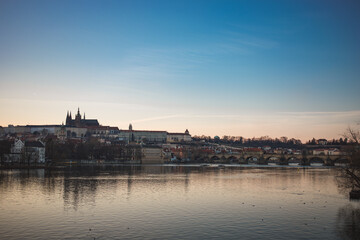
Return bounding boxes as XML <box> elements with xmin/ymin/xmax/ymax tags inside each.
<box><xmin>2</xmin><ymin>108</ymin><xmax>191</xmax><ymax>144</ymax></box>
<box><xmin>66</xmin><ymin>108</ymin><xmax>99</xmax><ymax>127</ymax></box>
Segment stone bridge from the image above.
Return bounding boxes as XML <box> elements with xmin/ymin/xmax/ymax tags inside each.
<box><xmin>201</xmin><ymin>153</ymin><xmax>349</xmax><ymax>166</ymax></box>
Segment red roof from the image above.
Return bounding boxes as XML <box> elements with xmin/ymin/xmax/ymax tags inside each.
<box><xmin>244</xmin><ymin>148</ymin><xmax>262</xmax><ymax>152</ymax></box>
<box><xmin>87</xmin><ymin>126</ymin><xmax>119</xmax><ymax>131</ymax></box>
<box><xmin>120</xmin><ymin>130</ymin><xmax>167</xmax><ymax>133</ymax></box>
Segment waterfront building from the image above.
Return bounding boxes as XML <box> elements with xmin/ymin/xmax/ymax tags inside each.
<box><xmin>142</xmin><ymin>146</ymin><xmax>164</xmax><ymax>164</ymax></box>
<box><xmin>0</xmin><ymin>126</ymin><xmax>5</xmax><ymax>137</ymax></box>
<box><xmin>11</xmin><ymin>139</ymin><xmax>24</xmax><ymax>154</ymax></box>
<box><xmin>3</xmin><ymin>139</ymin><xmax>45</xmax><ymax>164</ymax></box>
<box><xmin>24</xmin><ymin>141</ymin><xmax>46</xmax><ymax>163</ymax></box>
<box><xmin>328</xmin><ymin>148</ymin><xmax>341</xmax><ymax>155</ymax></box>
<box><xmin>313</xmin><ymin>148</ymin><xmax>341</xmax><ymax>156</ymax></box>
<box><xmin>313</xmin><ymin>149</ymin><xmax>328</xmax><ymax>155</ymax></box>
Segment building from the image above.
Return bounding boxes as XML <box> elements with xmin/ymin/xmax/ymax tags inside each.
<box><xmin>118</xmin><ymin>124</ymin><xmax>167</xmax><ymax>143</ymax></box>
<box><xmin>3</xmin><ymin>139</ymin><xmax>45</xmax><ymax>164</ymax></box>
<box><xmin>317</xmin><ymin>139</ymin><xmax>328</xmax><ymax>145</ymax></box>
<box><xmin>24</xmin><ymin>141</ymin><xmax>46</xmax><ymax>163</ymax></box>
<box><xmin>142</xmin><ymin>146</ymin><xmax>164</xmax><ymax>164</ymax></box>
<box><xmin>328</xmin><ymin>148</ymin><xmax>341</xmax><ymax>155</ymax></box>
<box><xmin>66</xmin><ymin>108</ymin><xmax>99</xmax><ymax>128</ymax></box>
<box><xmin>11</xmin><ymin>139</ymin><xmax>24</xmax><ymax>154</ymax></box>
<box><xmin>313</xmin><ymin>149</ymin><xmax>328</xmax><ymax>155</ymax></box>
<box><xmin>167</xmin><ymin>129</ymin><xmax>192</xmax><ymax>143</ymax></box>
<box><xmin>4</xmin><ymin>125</ymin><xmax>60</xmax><ymax>135</ymax></box>
<box><xmin>313</xmin><ymin>148</ymin><xmax>341</xmax><ymax>156</ymax></box>
<box><xmin>88</xmin><ymin>126</ymin><xmax>120</xmax><ymax>139</ymax></box>
<box><xmin>55</xmin><ymin>125</ymin><xmax>88</xmax><ymax>139</ymax></box>
<box><xmin>0</xmin><ymin>126</ymin><xmax>5</xmax><ymax>137</ymax></box>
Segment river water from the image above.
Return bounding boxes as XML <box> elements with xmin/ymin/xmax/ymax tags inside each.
<box><xmin>0</xmin><ymin>165</ymin><xmax>359</xmax><ymax>240</ymax></box>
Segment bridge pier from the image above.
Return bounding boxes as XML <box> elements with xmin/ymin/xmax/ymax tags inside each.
<box><xmin>300</xmin><ymin>158</ymin><xmax>310</xmax><ymax>166</ymax></box>
<box><xmin>300</xmin><ymin>150</ymin><xmax>310</xmax><ymax>166</ymax></box>
<box><xmin>238</xmin><ymin>158</ymin><xmax>248</xmax><ymax>164</ymax></box>
<box><xmin>278</xmin><ymin>161</ymin><xmax>289</xmax><ymax>165</ymax></box>
<box><xmin>324</xmin><ymin>157</ymin><xmax>335</xmax><ymax>166</ymax></box>
<box><xmin>258</xmin><ymin>157</ymin><xmax>268</xmax><ymax>165</ymax></box>
<box><xmin>279</xmin><ymin>155</ymin><xmax>288</xmax><ymax>165</ymax></box>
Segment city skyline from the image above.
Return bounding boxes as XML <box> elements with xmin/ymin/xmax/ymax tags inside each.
<box><xmin>1</xmin><ymin>0</ymin><xmax>359</xmax><ymax>141</ymax></box>
<box><xmin>2</xmin><ymin>107</ymin><xmax>358</xmax><ymax>142</ymax></box>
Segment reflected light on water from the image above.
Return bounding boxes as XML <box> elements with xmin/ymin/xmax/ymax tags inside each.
<box><xmin>0</xmin><ymin>166</ymin><xmax>359</xmax><ymax>239</ymax></box>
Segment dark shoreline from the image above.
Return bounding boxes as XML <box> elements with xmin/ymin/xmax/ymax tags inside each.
<box><xmin>0</xmin><ymin>163</ymin><xmax>342</xmax><ymax>170</ymax></box>
<box><xmin>0</xmin><ymin>165</ymin><xmax>63</xmax><ymax>170</ymax></box>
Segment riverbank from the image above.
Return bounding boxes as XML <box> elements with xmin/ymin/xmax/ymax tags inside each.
<box><xmin>0</xmin><ymin>164</ymin><xmax>66</xmax><ymax>170</ymax></box>
<box><xmin>0</xmin><ymin>162</ymin><xmax>344</xmax><ymax>170</ymax></box>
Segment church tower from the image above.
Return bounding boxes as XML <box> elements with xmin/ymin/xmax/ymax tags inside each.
<box><xmin>64</xmin><ymin>108</ymin><xmax>99</xmax><ymax>128</ymax></box>
<box><xmin>75</xmin><ymin>107</ymin><xmax>82</xmax><ymax>127</ymax></box>
<box><xmin>66</xmin><ymin>111</ymin><xmax>72</xmax><ymax>126</ymax></box>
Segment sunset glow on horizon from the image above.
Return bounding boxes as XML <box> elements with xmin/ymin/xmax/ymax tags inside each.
<box><xmin>1</xmin><ymin>0</ymin><xmax>359</xmax><ymax>142</ymax></box>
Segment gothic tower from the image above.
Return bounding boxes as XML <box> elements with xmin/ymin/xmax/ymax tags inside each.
<box><xmin>66</xmin><ymin>111</ymin><xmax>72</xmax><ymax>126</ymax></box>
<box><xmin>75</xmin><ymin>107</ymin><xmax>82</xmax><ymax>127</ymax></box>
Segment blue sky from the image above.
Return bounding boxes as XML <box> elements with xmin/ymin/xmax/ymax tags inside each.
<box><xmin>0</xmin><ymin>0</ymin><xmax>359</xmax><ymax>141</ymax></box>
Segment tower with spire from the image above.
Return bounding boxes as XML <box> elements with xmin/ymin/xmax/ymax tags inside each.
<box><xmin>65</xmin><ymin>108</ymin><xmax>99</xmax><ymax>127</ymax></box>
<box><xmin>65</xmin><ymin>111</ymin><xmax>72</xmax><ymax>126</ymax></box>
<box><xmin>75</xmin><ymin>107</ymin><xmax>82</xmax><ymax>127</ymax></box>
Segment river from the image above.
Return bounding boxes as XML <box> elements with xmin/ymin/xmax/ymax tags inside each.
<box><xmin>0</xmin><ymin>165</ymin><xmax>359</xmax><ymax>239</ymax></box>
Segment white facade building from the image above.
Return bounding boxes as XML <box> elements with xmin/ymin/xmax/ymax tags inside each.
<box><xmin>167</xmin><ymin>129</ymin><xmax>192</xmax><ymax>143</ymax></box>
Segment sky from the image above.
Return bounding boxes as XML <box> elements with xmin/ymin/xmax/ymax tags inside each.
<box><xmin>0</xmin><ymin>0</ymin><xmax>359</xmax><ymax>141</ymax></box>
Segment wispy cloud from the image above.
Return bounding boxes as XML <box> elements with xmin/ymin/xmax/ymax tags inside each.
<box><xmin>223</xmin><ymin>30</ymin><xmax>279</xmax><ymax>49</ymax></box>
<box><xmin>132</xmin><ymin>114</ymin><xmax>180</xmax><ymax>123</ymax></box>
<box><xmin>115</xmin><ymin>31</ymin><xmax>273</xmax><ymax>78</ymax></box>
<box><xmin>279</xmin><ymin>110</ymin><xmax>360</xmax><ymax>118</ymax></box>
<box><xmin>112</xmin><ymin>30</ymin><xmax>278</xmax><ymax>83</ymax></box>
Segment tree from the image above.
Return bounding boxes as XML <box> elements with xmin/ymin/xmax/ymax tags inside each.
<box><xmin>338</xmin><ymin>126</ymin><xmax>360</xmax><ymax>198</ymax></box>
<box><xmin>0</xmin><ymin>140</ymin><xmax>11</xmax><ymax>166</ymax></box>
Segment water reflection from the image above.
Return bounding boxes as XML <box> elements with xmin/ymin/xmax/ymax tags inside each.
<box><xmin>0</xmin><ymin>166</ymin><xmax>358</xmax><ymax>240</ymax></box>
<box><xmin>336</xmin><ymin>204</ymin><xmax>360</xmax><ymax>240</ymax></box>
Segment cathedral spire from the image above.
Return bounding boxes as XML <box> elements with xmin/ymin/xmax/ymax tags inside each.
<box><xmin>83</xmin><ymin>112</ymin><xmax>86</xmax><ymax>119</ymax></box>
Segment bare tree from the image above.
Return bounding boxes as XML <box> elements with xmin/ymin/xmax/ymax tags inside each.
<box><xmin>338</xmin><ymin>126</ymin><xmax>360</xmax><ymax>198</ymax></box>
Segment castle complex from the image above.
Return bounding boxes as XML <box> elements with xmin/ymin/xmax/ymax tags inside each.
<box><xmin>2</xmin><ymin>108</ymin><xmax>191</xmax><ymax>144</ymax></box>
<box><xmin>65</xmin><ymin>108</ymin><xmax>99</xmax><ymax>127</ymax></box>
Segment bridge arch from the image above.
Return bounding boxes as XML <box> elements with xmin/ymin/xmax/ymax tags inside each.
<box><xmin>246</xmin><ymin>156</ymin><xmax>262</xmax><ymax>164</ymax></box>
<box><xmin>202</xmin><ymin>157</ymin><xmax>210</xmax><ymax>163</ymax></box>
<box><xmin>227</xmin><ymin>156</ymin><xmax>238</xmax><ymax>162</ymax></box>
<box><xmin>333</xmin><ymin>157</ymin><xmax>349</xmax><ymax>164</ymax></box>
<box><xmin>309</xmin><ymin>157</ymin><xmax>325</xmax><ymax>164</ymax></box>
<box><xmin>210</xmin><ymin>155</ymin><xmax>220</xmax><ymax>162</ymax></box>
<box><xmin>266</xmin><ymin>156</ymin><xmax>280</xmax><ymax>163</ymax></box>
<box><xmin>238</xmin><ymin>157</ymin><xmax>248</xmax><ymax>164</ymax></box>
<box><xmin>287</xmin><ymin>156</ymin><xmax>301</xmax><ymax>164</ymax></box>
